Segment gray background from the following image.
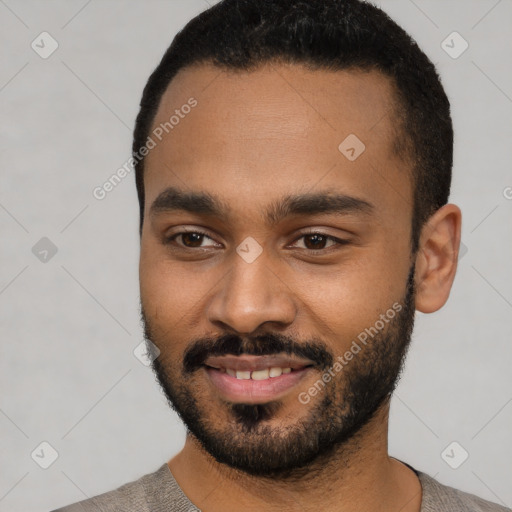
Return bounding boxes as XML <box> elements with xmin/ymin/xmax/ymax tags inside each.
<box><xmin>0</xmin><ymin>1</ymin><xmax>511</xmax><ymax>511</ymax></box>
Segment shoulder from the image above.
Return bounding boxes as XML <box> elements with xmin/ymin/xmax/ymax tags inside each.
<box><xmin>418</xmin><ymin>471</ymin><xmax>510</xmax><ymax>512</ymax></box>
<box><xmin>50</xmin><ymin>474</ymin><xmax>148</xmax><ymax>512</ymax></box>
<box><xmin>50</xmin><ymin>463</ymin><xmax>196</xmax><ymax>512</ymax></box>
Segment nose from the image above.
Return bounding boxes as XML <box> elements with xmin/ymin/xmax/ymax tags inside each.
<box><xmin>206</xmin><ymin>252</ymin><xmax>297</xmax><ymax>335</ymax></box>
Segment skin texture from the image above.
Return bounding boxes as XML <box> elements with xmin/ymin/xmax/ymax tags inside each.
<box><xmin>139</xmin><ymin>62</ymin><xmax>462</xmax><ymax>512</ymax></box>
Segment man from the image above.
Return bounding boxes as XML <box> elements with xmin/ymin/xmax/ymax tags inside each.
<box><xmin>53</xmin><ymin>0</ymin><xmax>508</xmax><ymax>510</ymax></box>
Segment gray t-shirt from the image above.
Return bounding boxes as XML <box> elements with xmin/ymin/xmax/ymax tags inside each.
<box><xmin>51</xmin><ymin>462</ymin><xmax>509</xmax><ymax>512</ymax></box>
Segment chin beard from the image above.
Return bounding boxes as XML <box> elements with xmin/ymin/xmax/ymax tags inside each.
<box><xmin>144</xmin><ymin>265</ymin><xmax>416</xmax><ymax>478</ymax></box>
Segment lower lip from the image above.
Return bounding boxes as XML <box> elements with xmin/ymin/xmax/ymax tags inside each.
<box><xmin>204</xmin><ymin>367</ymin><xmax>312</xmax><ymax>404</ymax></box>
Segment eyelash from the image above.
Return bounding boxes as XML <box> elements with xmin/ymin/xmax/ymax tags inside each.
<box><xmin>165</xmin><ymin>229</ymin><xmax>350</xmax><ymax>253</ymax></box>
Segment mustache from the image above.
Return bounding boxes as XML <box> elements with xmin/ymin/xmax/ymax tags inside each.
<box><xmin>183</xmin><ymin>333</ymin><xmax>334</xmax><ymax>374</ymax></box>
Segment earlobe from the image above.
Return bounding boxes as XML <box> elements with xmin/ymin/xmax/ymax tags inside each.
<box><xmin>414</xmin><ymin>204</ymin><xmax>462</xmax><ymax>314</ymax></box>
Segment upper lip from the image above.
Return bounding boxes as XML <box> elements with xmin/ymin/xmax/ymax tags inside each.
<box><xmin>204</xmin><ymin>354</ymin><xmax>314</xmax><ymax>372</ymax></box>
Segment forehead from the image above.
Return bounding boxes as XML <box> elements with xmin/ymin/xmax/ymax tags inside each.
<box><xmin>143</xmin><ymin>62</ymin><xmax>411</xmax><ymax>223</ymax></box>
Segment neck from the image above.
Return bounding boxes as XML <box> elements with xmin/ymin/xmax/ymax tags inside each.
<box><xmin>168</xmin><ymin>402</ymin><xmax>422</xmax><ymax>512</ymax></box>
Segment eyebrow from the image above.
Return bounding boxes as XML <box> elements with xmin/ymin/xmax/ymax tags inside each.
<box><xmin>149</xmin><ymin>186</ymin><xmax>374</xmax><ymax>225</ymax></box>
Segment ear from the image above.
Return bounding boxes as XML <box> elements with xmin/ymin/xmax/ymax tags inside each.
<box><xmin>414</xmin><ymin>203</ymin><xmax>462</xmax><ymax>313</ymax></box>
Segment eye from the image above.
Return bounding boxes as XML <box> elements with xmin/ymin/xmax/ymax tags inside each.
<box><xmin>164</xmin><ymin>229</ymin><xmax>350</xmax><ymax>253</ymax></box>
<box><xmin>290</xmin><ymin>232</ymin><xmax>350</xmax><ymax>252</ymax></box>
<box><xmin>165</xmin><ymin>230</ymin><xmax>221</xmax><ymax>249</ymax></box>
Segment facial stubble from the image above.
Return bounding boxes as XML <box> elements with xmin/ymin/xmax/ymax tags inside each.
<box><xmin>142</xmin><ymin>265</ymin><xmax>416</xmax><ymax>479</ymax></box>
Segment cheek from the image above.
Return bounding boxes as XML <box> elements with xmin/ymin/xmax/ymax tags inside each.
<box><xmin>291</xmin><ymin>251</ymin><xmax>409</xmax><ymax>345</ymax></box>
<box><xmin>140</xmin><ymin>256</ymin><xmax>190</xmax><ymax>364</ymax></box>
<box><xmin>293</xmin><ymin>273</ymin><xmax>379</xmax><ymax>344</ymax></box>
<box><xmin>139</xmin><ymin>244</ymin><xmax>181</xmax><ymax>328</ymax></box>
<box><xmin>139</xmin><ymin>243</ymin><xmax>217</xmax><ymax>332</ymax></box>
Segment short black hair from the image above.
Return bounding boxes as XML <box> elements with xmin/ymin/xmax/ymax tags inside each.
<box><xmin>133</xmin><ymin>0</ymin><xmax>453</xmax><ymax>252</ymax></box>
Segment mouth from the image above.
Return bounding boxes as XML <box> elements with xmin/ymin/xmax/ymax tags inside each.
<box><xmin>203</xmin><ymin>354</ymin><xmax>315</xmax><ymax>404</ymax></box>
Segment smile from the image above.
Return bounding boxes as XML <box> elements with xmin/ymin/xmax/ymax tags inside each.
<box><xmin>218</xmin><ymin>366</ymin><xmax>292</xmax><ymax>380</ymax></box>
<box><xmin>203</xmin><ymin>354</ymin><xmax>314</xmax><ymax>403</ymax></box>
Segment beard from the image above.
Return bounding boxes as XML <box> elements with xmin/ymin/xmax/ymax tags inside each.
<box><xmin>141</xmin><ymin>264</ymin><xmax>416</xmax><ymax>479</ymax></box>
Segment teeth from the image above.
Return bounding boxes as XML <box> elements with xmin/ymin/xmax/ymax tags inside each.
<box><xmin>269</xmin><ymin>367</ymin><xmax>283</xmax><ymax>377</ymax></box>
<box><xmin>251</xmin><ymin>368</ymin><xmax>270</xmax><ymax>380</ymax></box>
<box><xmin>225</xmin><ymin>367</ymin><xmax>295</xmax><ymax>380</ymax></box>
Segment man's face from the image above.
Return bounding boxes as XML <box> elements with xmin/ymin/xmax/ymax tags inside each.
<box><xmin>139</xmin><ymin>63</ymin><xmax>416</xmax><ymax>476</ymax></box>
